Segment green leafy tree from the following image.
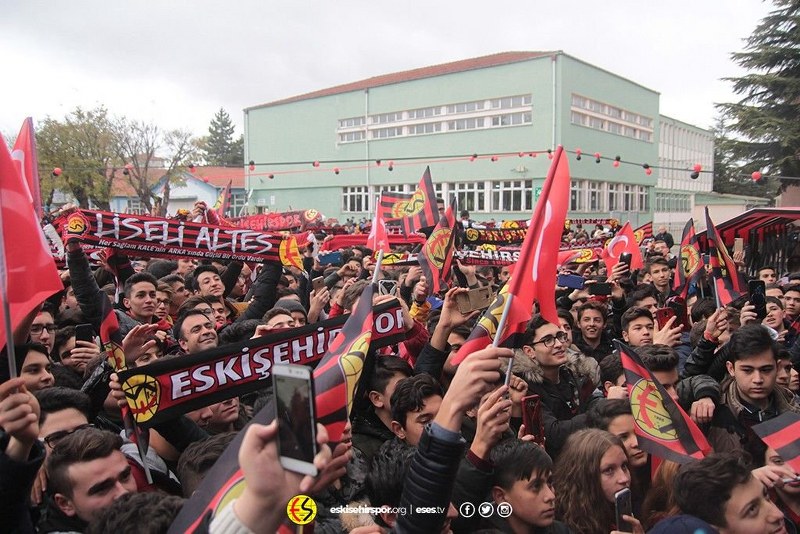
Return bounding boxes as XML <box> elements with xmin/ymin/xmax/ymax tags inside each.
<box><xmin>200</xmin><ymin>108</ymin><xmax>243</xmax><ymax>166</ymax></box>
<box><xmin>36</xmin><ymin>106</ymin><xmax>119</xmax><ymax>210</ymax></box>
<box><xmin>717</xmin><ymin>0</ymin><xmax>800</xmax><ymax>190</ymax></box>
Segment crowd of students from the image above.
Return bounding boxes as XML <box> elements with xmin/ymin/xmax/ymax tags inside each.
<box><xmin>2</xmin><ymin>205</ymin><xmax>800</xmax><ymax>534</ymax></box>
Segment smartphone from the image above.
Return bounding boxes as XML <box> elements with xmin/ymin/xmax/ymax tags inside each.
<box><xmin>378</xmin><ymin>279</ymin><xmax>398</xmax><ymax>296</ymax></box>
<box><xmin>734</xmin><ymin>237</ymin><xmax>744</xmax><ymax>255</ymax></box>
<box><xmin>666</xmin><ymin>296</ymin><xmax>690</xmax><ymax>332</ymax></box>
<box><xmin>75</xmin><ymin>323</ymin><xmax>95</xmax><ymax>344</ymax></box>
<box><xmin>522</xmin><ymin>394</ymin><xmax>545</xmax><ymax>447</ymax></box>
<box><xmin>654</xmin><ymin>307</ymin><xmax>676</xmax><ymax>329</ymax></box>
<box><xmin>614</xmin><ymin>488</ymin><xmax>633</xmax><ymax>533</ymax></box>
<box><xmin>587</xmin><ymin>282</ymin><xmax>612</xmax><ymax>296</ymax></box>
<box><xmin>318</xmin><ymin>251</ymin><xmax>343</xmax><ymax>266</ymax></box>
<box><xmin>312</xmin><ymin>276</ymin><xmax>325</xmax><ymax>294</ymax></box>
<box><xmin>619</xmin><ymin>252</ymin><xmax>632</xmax><ymax>272</ymax></box>
<box><xmin>749</xmin><ymin>279</ymin><xmax>768</xmax><ymax>321</ymax></box>
<box><xmin>456</xmin><ymin>286</ymin><xmax>493</xmax><ymax>314</ymax></box>
<box><xmin>557</xmin><ymin>273</ymin><xmax>585</xmax><ymax>290</ymax></box>
<box><xmin>272</xmin><ymin>364</ymin><xmax>318</xmax><ymax>476</ymax></box>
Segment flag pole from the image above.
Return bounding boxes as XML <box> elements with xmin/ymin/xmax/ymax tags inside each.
<box><xmin>494</xmin><ymin>291</ymin><xmax>516</xmax><ymax>386</ymax></box>
<box><xmin>713</xmin><ymin>276</ymin><xmax>722</xmax><ymax>309</ymax></box>
<box><xmin>0</xmin><ymin>183</ymin><xmax>17</xmax><ymax>379</ymax></box>
<box><xmin>372</xmin><ymin>249</ymin><xmax>384</xmax><ymax>284</ymax></box>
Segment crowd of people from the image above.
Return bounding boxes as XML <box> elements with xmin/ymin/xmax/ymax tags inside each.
<box><xmin>2</xmin><ymin>201</ymin><xmax>800</xmax><ymax>534</ymax></box>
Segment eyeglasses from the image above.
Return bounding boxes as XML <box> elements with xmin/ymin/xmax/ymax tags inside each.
<box><xmin>531</xmin><ymin>331</ymin><xmax>568</xmax><ymax>348</ymax></box>
<box><xmin>30</xmin><ymin>324</ymin><xmax>56</xmax><ymax>335</ymax></box>
<box><xmin>41</xmin><ymin>423</ymin><xmax>95</xmax><ymax>447</ymax></box>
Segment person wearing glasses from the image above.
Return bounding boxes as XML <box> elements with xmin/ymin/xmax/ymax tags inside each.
<box><xmin>29</xmin><ymin>303</ymin><xmax>58</xmax><ymax>354</ymax></box>
<box><xmin>509</xmin><ymin>314</ymin><xmax>601</xmax><ymax>459</ymax></box>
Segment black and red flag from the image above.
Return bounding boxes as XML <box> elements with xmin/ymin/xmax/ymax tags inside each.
<box><xmin>673</xmin><ymin>218</ymin><xmax>704</xmax><ymax>300</ymax></box>
<box><xmin>313</xmin><ymin>282</ymin><xmax>376</xmax><ymax>444</ymax></box>
<box><xmin>617</xmin><ymin>340</ymin><xmax>711</xmax><ymax>464</ymax></box>
<box><xmin>418</xmin><ymin>196</ymin><xmax>458</xmax><ymax>293</ymax></box>
<box><xmin>704</xmin><ymin>207</ymin><xmax>744</xmax><ymax>306</ymax></box>
<box><xmin>754</xmin><ymin>412</ymin><xmax>800</xmax><ymax>473</ymax></box>
<box><xmin>379</xmin><ymin>166</ymin><xmax>438</xmax><ymax>234</ymax></box>
<box><xmin>213</xmin><ymin>179</ymin><xmax>232</xmax><ymax>218</ymax></box>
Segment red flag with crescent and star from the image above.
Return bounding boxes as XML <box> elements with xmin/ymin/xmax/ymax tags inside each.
<box><xmin>617</xmin><ymin>340</ymin><xmax>710</xmax><ymax>464</ymax></box>
<box><xmin>673</xmin><ymin>218</ymin><xmax>703</xmax><ymax>299</ymax></box>
<box><xmin>313</xmin><ymin>282</ymin><xmax>376</xmax><ymax>444</ymax></box>
<box><xmin>602</xmin><ymin>221</ymin><xmax>643</xmax><ymax>272</ymax></box>
<box><xmin>379</xmin><ymin>166</ymin><xmax>438</xmax><ymax>234</ymax></box>
<box><xmin>366</xmin><ymin>209</ymin><xmax>390</xmax><ymax>253</ymax></box>
<box><xmin>418</xmin><ymin>196</ymin><xmax>457</xmax><ymax>293</ymax></box>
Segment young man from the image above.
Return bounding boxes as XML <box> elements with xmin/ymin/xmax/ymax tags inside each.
<box><xmin>192</xmin><ymin>265</ymin><xmax>225</xmax><ymax>299</ymax></box>
<box><xmin>29</xmin><ymin>303</ymin><xmax>57</xmax><ymax>354</ymax></box>
<box><xmin>587</xmin><ymin>399</ymin><xmax>648</xmax><ymax>469</ymax></box>
<box><xmin>664</xmin><ymin>453</ymin><xmax>788</xmax><ymax>534</ymax></box>
<box><xmin>389</xmin><ymin>374</ymin><xmax>443</xmax><ymax>446</ymax></box>
<box><xmin>708</xmin><ymin>324</ymin><xmax>800</xmax><ymax>457</ymax></box>
<box><xmin>487</xmin><ymin>439</ymin><xmax>570</xmax><ymax>533</ymax></box>
<box><xmin>573</xmin><ymin>301</ymin><xmax>614</xmax><ymax>363</ymax></box>
<box><xmin>44</xmin><ymin>428</ymin><xmax>137</xmax><ymax>531</ymax></box>
<box><xmin>758</xmin><ymin>266</ymin><xmax>779</xmax><ymax>285</ymax></box>
<box><xmin>621</xmin><ymin>307</ymin><xmax>655</xmax><ymax>347</ymax></box>
<box><xmin>159</xmin><ymin>274</ymin><xmax>191</xmax><ymax>318</ymax></box>
<box><xmin>121</xmin><ymin>272</ymin><xmax>160</xmax><ymax>325</ymax></box>
<box><xmin>645</xmin><ymin>257</ymin><xmax>674</xmax><ymax>304</ymax></box>
<box><xmin>783</xmin><ymin>285</ymin><xmax>800</xmax><ymax>323</ymax></box>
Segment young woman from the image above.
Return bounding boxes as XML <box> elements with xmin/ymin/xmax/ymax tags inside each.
<box><xmin>554</xmin><ymin>428</ymin><xmax>644</xmax><ymax>534</ymax></box>
<box><xmin>765</xmin><ymin>447</ymin><xmax>800</xmax><ymax>529</ymax></box>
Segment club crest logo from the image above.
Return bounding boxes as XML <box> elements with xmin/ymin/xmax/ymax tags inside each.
<box><xmin>122</xmin><ymin>374</ymin><xmax>161</xmax><ymax>423</ymax></box>
<box><xmin>341</xmin><ymin>332</ymin><xmax>370</xmax><ymax>415</ymax></box>
<box><xmin>390</xmin><ymin>189</ymin><xmax>426</xmax><ymax>218</ymax></box>
<box><xmin>425</xmin><ymin>227</ymin><xmax>452</xmax><ymax>269</ymax></box>
<box><xmin>279</xmin><ymin>236</ymin><xmax>302</xmax><ymax>270</ymax></box>
<box><xmin>630</xmin><ymin>378</ymin><xmax>678</xmax><ymax>442</ymax></box>
<box><xmin>65</xmin><ymin>212</ymin><xmax>88</xmax><ymax>237</ymax></box>
<box><xmin>465</xmin><ymin>228</ymin><xmax>480</xmax><ymax>242</ymax></box>
<box><xmin>681</xmin><ymin>244</ymin><xmax>700</xmax><ymax>276</ymax></box>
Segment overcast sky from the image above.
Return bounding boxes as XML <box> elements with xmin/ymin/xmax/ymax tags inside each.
<box><xmin>0</xmin><ymin>0</ymin><xmax>774</xmax><ymax>142</ymax></box>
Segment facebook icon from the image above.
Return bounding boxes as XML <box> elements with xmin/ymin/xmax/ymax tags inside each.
<box><xmin>459</xmin><ymin>502</ymin><xmax>476</xmax><ymax>518</ymax></box>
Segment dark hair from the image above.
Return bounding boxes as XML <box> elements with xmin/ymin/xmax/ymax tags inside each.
<box><xmin>390</xmin><ymin>374</ymin><xmax>443</xmax><ymax>428</ymax></box>
<box><xmin>52</xmin><ymin>326</ymin><xmax>76</xmax><ymax>361</ymax></box>
<box><xmin>122</xmin><ymin>272</ymin><xmax>158</xmax><ymax>298</ymax></box>
<box><xmin>766</xmin><ymin>295</ymin><xmax>784</xmax><ymax>310</ymax></box>
<box><xmin>490</xmin><ymin>439</ymin><xmax>553</xmax><ymax>490</ymax></box>
<box><xmin>690</xmin><ymin>298</ymin><xmax>717</xmax><ymax>323</ymax></box>
<box><xmin>276</xmin><ymin>287</ymin><xmax>300</xmax><ymax>300</ymax></box>
<box><xmin>341</xmin><ymin>280</ymin><xmax>370</xmax><ymax>311</ymax></box>
<box><xmin>35</xmin><ymin>387</ymin><xmax>91</xmax><ymax>425</ymax></box>
<box><xmin>146</xmin><ymin>259</ymin><xmax>178</xmax><ymax>280</ymax></box>
<box><xmin>1</xmin><ymin>342</ymin><xmax>52</xmax><ymax>384</ymax></box>
<box><xmin>86</xmin><ymin>492</ymin><xmax>184</xmax><ymax>534</ymax></box>
<box><xmin>262</xmin><ymin>307</ymin><xmax>293</xmax><ymax>324</ymax></box>
<box><xmin>365</xmin><ymin>438</ymin><xmax>415</xmax><ymax>514</ymax></box>
<box><xmin>191</xmin><ymin>265</ymin><xmax>221</xmax><ymax>291</ymax></box>
<box><xmin>557</xmin><ymin>309</ymin><xmax>575</xmax><ymax>330</ymax></box>
<box><xmin>783</xmin><ymin>284</ymin><xmax>800</xmax><ymax>296</ymax></box>
<box><xmin>367</xmin><ymin>356</ymin><xmax>413</xmax><ymax>395</ymax></box>
<box><xmin>160</xmin><ymin>273</ymin><xmax>186</xmax><ymax>286</ymax></box>
<box><xmin>218</xmin><ymin>319</ymin><xmax>262</xmax><ymax>345</ymax></box>
<box><xmin>577</xmin><ymin>300</ymin><xmax>608</xmax><ymax>322</ymax></box>
<box><xmin>636</xmin><ymin>344</ymin><xmax>679</xmax><ymax>372</ymax></box>
<box><xmin>645</xmin><ymin>257</ymin><xmax>670</xmax><ymax>273</ymax></box>
<box><xmin>626</xmin><ymin>285</ymin><xmax>659</xmax><ymax>308</ymax></box>
<box><xmin>599</xmin><ymin>351</ymin><xmax>623</xmax><ymax>386</ymax></box>
<box><xmin>757</xmin><ymin>266</ymin><xmax>776</xmax><ymax>275</ymax></box>
<box><xmin>177</xmin><ymin>295</ymin><xmax>218</xmax><ymax>318</ymax></box>
<box><xmin>173</xmin><ymin>308</ymin><xmax>213</xmax><ymax>341</ymax></box>
<box><xmin>728</xmin><ymin>324</ymin><xmax>779</xmax><ymax>362</ymax></box>
<box><xmin>587</xmin><ymin>399</ymin><xmax>632</xmax><ymax>431</ymax></box>
<box><xmin>177</xmin><ymin>432</ymin><xmax>237</xmax><ymax>497</ymax></box>
<box><xmin>47</xmin><ymin>428</ymin><xmax>123</xmax><ymax>498</ymax></box>
<box><xmin>672</xmin><ymin>453</ymin><xmax>751</xmax><ymax>528</ymax></box>
<box><xmin>521</xmin><ymin>314</ymin><xmax>550</xmax><ymax>346</ymax></box>
<box><xmin>621</xmin><ymin>307</ymin><xmax>653</xmax><ymax>332</ymax></box>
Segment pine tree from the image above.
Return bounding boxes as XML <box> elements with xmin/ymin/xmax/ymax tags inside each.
<box><xmin>717</xmin><ymin>0</ymin><xmax>800</xmax><ymax>189</ymax></box>
<box><xmin>201</xmin><ymin>108</ymin><xmax>242</xmax><ymax>166</ymax></box>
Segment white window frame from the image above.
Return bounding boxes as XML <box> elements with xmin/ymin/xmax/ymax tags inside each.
<box><xmin>342</xmin><ymin>186</ymin><xmax>370</xmax><ymax>213</ymax></box>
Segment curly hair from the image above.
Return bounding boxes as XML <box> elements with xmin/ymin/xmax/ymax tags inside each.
<box><xmin>554</xmin><ymin>428</ymin><xmax>627</xmax><ymax>534</ymax></box>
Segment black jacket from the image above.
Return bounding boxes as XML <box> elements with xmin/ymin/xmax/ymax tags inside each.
<box><xmin>351</xmin><ymin>409</ymin><xmax>395</xmax><ymax>466</ymax></box>
<box><xmin>0</xmin><ymin>433</ymin><xmax>45</xmax><ymax>534</ymax></box>
<box><xmin>572</xmin><ymin>330</ymin><xmax>615</xmax><ymax>364</ymax></box>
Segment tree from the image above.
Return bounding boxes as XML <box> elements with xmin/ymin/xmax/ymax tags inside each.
<box><xmin>36</xmin><ymin>107</ymin><xmax>119</xmax><ymax>210</ymax></box>
<box><xmin>716</xmin><ymin>0</ymin><xmax>800</xmax><ymax>190</ymax></box>
<box><xmin>200</xmin><ymin>108</ymin><xmax>243</xmax><ymax>166</ymax></box>
<box><xmin>113</xmin><ymin>119</ymin><xmax>198</xmax><ymax>216</ymax></box>
<box><xmin>713</xmin><ymin>118</ymin><xmax>779</xmax><ymax>199</ymax></box>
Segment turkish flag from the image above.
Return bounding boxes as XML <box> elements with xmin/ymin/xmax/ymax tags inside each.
<box><xmin>11</xmin><ymin>118</ymin><xmax>42</xmax><ymax>218</ymax></box>
<box><xmin>602</xmin><ymin>221</ymin><xmax>644</xmax><ymax>272</ymax></box>
<box><xmin>0</xmin><ymin>137</ymin><xmax>62</xmax><ymax>352</ymax></box>
<box><xmin>366</xmin><ymin>210</ymin><xmax>390</xmax><ymax>253</ymax></box>
<box><xmin>507</xmin><ymin>145</ymin><xmax>571</xmax><ymax>325</ymax></box>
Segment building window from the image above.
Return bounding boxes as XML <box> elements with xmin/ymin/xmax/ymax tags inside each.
<box><xmin>339</xmin><ymin>131</ymin><xmax>365</xmax><ymax>143</ymax></box>
<box><xmin>126</xmin><ymin>198</ymin><xmax>145</xmax><ymax>214</ymax></box>
<box><xmin>588</xmin><ymin>181</ymin><xmax>602</xmax><ymax>211</ymax></box>
<box><xmin>408</xmin><ymin>122</ymin><xmax>442</xmax><ymax>136</ymax></box>
<box><xmin>490</xmin><ymin>112</ymin><xmax>532</xmax><ymax>127</ymax></box>
<box><xmin>446</xmin><ymin>101</ymin><xmax>484</xmax><ymax>114</ymax></box>
<box><xmin>570</xmin><ymin>93</ymin><xmax>654</xmax><ymax>143</ymax></box>
<box><xmin>408</xmin><ymin>107</ymin><xmax>441</xmax><ymax>119</ymax></box>
<box><xmin>339</xmin><ymin>117</ymin><xmax>365</xmax><ymax>128</ymax></box>
<box><xmin>342</xmin><ymin>186</ymin><xmax>370</xmax><ymax>213</ymax></box>
<box><xmin>447</xmin><ymin>118</ymin><xmax>484</xmax><ymax>131</ymax></box>
<box><xmin>490</xmin><ymin>95</ymin><xmax>532</xmax><ymax>109</ymax></box>
<box><xmin>371</xmin><ymin>127</ymin><xmax>403</xmax><ymax>139</ymax></box>
<box><xmin>570</xmin><ymin>180</ymin><xmax>585</xmax><ymax>211</ymax></box>
<box><xmin>452</xmin><ymin>181</ymin><xmax>487</xmax><ymax>212</ymax></box>
<box><xmin>624</xmin><ymin>185</ymin><xmax>635</xmax><ymax>211</ymax></box>
<box><xmin>638</xmin><ymin>186</ymin><xmax>649</xmax><ymax>212</ymax></box>
<box><xmin>608</xmin><ymin>184</ymin><xmax>621</xmax><ymax>212</ymax></box>
<box><xmin>492</xmin><ymin>180</ymin><xmax>533</xmax><ymax>212</ymax></box>
<box><xmin>225</xmin><ymin>191</ymin><xmax>247</xmax><ymax>218</ymax></box>
<box><xmin>371</xmin><ymin>112</ymin><xmax>403</xmax><ymax>124</ymax></box>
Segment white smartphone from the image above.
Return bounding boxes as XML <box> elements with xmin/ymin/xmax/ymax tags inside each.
<box><xmin>272</xmin><ymin>364</ymin><xmax>318</xmax><ymax>476</ymax></box>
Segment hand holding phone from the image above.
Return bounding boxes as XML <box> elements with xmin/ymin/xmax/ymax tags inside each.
<box><xmin>654</xmin><ymin>307</ymin><xmax>676</xmax><ymax>329</ymax></box>
<box><xmin>272</xmin><ymin>364</ymin><xmax>318</xmax><ymax>476</ymax></box>
<box><xmin>455</xmin><ymin>286</ymin><xmax>493</xmax><ymax>314</ymax></box>
<box><xmin>749</xmin><ymin>280</ymin><xmax>767</xmax><ymax>321</ymax></box>
<box><xmin>587</xmin><ymin>282</ymin><xmax>612</xmax><ymax>296</ymax></box>
<box><xmin>312</xmin><ymin>276</ymin><xmax>325</xmax><ymax>294</ymax></box>
<box><xmin>522</xmin><ymin>394</ymin><xmax>545</xmax><ymax>447</ymax></box>
<box><xmin>75</xmin><ymin>323</ymin><xmax>95</xmax><ymax>344</ymax></box>
<box><xmin>614</xmin><ymin>488</ymin><xmax>633</xmax><ymax>533</ymax></box>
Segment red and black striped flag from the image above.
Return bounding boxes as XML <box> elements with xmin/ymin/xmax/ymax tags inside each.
<box><xmin>213</xmin><ymin>179</ymin><xmax>232</xmax><ymax>218</ymax></box>
<box><xmin>673</xmin><ymin>218</ymin><xmax>703</xmax><ymax>300</ymax></box>
<box><xmin>754</xmin><ymin>412</ymin><xmax>800</xmax><ymax>473</ymax></box>
<box><xmin>704</xmin><ymin>207</ymin><xmax>744</xmax><ymax>305</ymax></box>
<box><xmin>418</xmin><ymin>196</ymin><xmax>457</xmax><ymax>293</ymax></box>
<box><xmin>617</xmin><ymin>340</ymin><xmax>711</xmax><ymax>464</ymax></box>
<box><xmin>379</xmin><ymin>166</ymin><xmax>438</xmax><ymax>234</ymax></box>
<box><xmin>313</xmin><ymin>282</ymin><xmax>376</xmax><ymax>444</ymax></box>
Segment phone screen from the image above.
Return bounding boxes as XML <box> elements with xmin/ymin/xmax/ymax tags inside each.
<box><xmin>274</xmin><ymin>369</ymin><xmax>317</xmax><ymax>465</ymax></box>
<box><xmin>615</xmin><ymin>488</ymin><xmax>633</xmax><ymax>533</ymax></box>
<box><xmin>749</xmin><ymin>280</ymin><xmax>767</xmax><ymax>320</ymax></box>
<box><xmin>75</xmin><ymin>323</ymin><xmax>95</xmax><ymax>344</ymax></box>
